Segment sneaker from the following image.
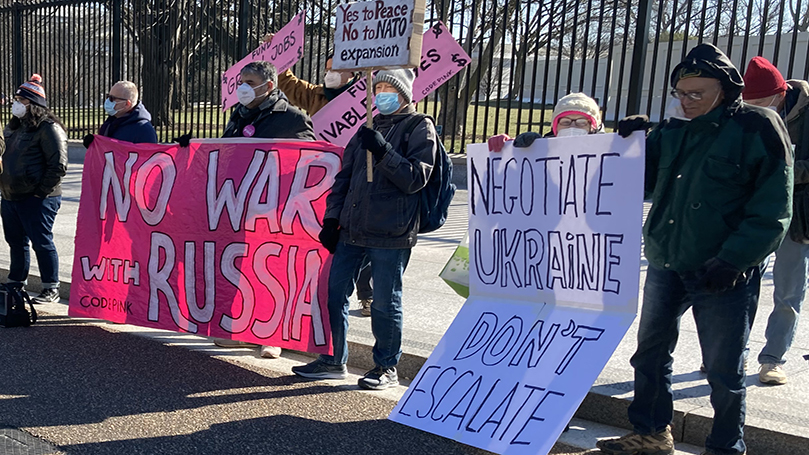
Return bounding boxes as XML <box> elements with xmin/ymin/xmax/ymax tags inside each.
<box><xmin>360</xmin><ymin>299</ymin><xmax>372</xmax><ymax>317</ymax></box>
<box><xmin>358</xmin><ymin>366</ymin><xmax>398</xmax><ymax>390</ymax></box>
<box><xmin>292</xmin><ymin>358</ymin><xmax>347</xmax><ymax>379</ymax></box>
<box><xmin>32</xmin><ymin>288</ymin><xmax>59</xmax><ymax>304</ymax></box>
<box><xmin>213</xmin><ymin>338</ymin><xmax>259</xmax><ymax>348</ymax></box>
<box><xmin>759</xmin><ymin>363</ymin><xmax>787</xmax><ymax>385</ymax></box>
<box><xmin>596</xmin><ymin>425</ymin><xmax>674</xmax><ymax>455</ymax></box>
<box><xmin>260</xmin><ymin>345</ymin><xmax>282</xmax><ymax>359</ymax></box>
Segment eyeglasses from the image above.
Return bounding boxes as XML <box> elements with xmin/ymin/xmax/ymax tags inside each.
<box><xmin>557</xmin><ymin>117</ymin><xmax>591</xmax><ymax>128</ymax></box>
<box><xmin>106</xmin><ymin>95</ymin><xmax>127</xmax><ymax>102</ymax></box>
<box><xmin>670</xmin><ymin>89</ymin><xmax>706</xmax><ymax>101</ymax></box>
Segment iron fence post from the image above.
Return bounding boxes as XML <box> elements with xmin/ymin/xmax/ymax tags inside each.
<box><xmin>238</xmin><ymin>0</ymin><xmax>251</xmax><ymax>58</ymax></box>
<box><xmin>112</xmin><ymin>0</ymin><xmax>122</xmax><ymax>82</ymax></box>
<box><xmin>626</xmin><ymin>0</ymin><xmax>652</xmax><ymax>116</ymax></box>
<box><xmin>12</xmin><ymin>0</ymin><xmax>22</xmax><ymax>85</ymax></box>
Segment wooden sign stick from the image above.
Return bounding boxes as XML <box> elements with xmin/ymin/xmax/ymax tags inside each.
<box><xmin>366</xmin><ymin>70</ymin><xmax>374</xmax><ymax>182</ymax></box>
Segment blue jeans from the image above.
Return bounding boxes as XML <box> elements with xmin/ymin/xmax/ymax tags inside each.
<box><xmin>629</xmin><ymin>264</ymin><xmax>760</xmax><ymax>455</ymax></box>
<box><xmin>759</xmin><ymin>236</ymin><xmax>809</xmax><ymax>365</ymax></box>
<box><xmin>320</xmin><ymin>241</ymin><xmax>411</xmax><ymax>368</ymax></box>
<box><xmin>1</xmin><ymin>196</ymin><xmax>62</xmax><ymax>288</ymax></box>
<box><xmin>355</xmin><ymin>257</ymin><xmax>373</xmax><ymax>301</ymax></box>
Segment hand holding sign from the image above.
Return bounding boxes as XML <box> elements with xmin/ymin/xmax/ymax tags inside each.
<box><xmin>221</xmin><ymin>11</ymin><xmax>306</xmax><ymax>111</ymax></box>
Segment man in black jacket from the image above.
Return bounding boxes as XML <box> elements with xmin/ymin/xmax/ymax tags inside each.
<box><xmin>222</xmin><ymin>61</ymin><xmax>315</xmax><ymax>140</ymax></box>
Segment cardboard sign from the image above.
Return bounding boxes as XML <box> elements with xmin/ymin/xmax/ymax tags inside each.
<box><xmin>220</xmin><ymin>11</ymin><xmax>306</xmax><ymax>111</ymax></box>
<box><xmin>68</xmin><ymin>136</ymin><xmax>344</xmax><ymax>354</ymax></box>
<box><xmin>332</xmin><ymin>0</ymin><xmax>425</xmax><ymax>70</ymax></box>
<box><xmin>390</xmin><ymin>133</ymin><xmax>646</xmax><ymax>454</ymax></box>
<box><xmin>311</xmin><ymin>22</ymin><xmax>470</xmax><ymax>146</ymax></box>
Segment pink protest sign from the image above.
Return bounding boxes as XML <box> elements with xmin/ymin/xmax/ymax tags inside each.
<box><xmin>311</xmin><ymin>21</ymin><xmax>471</xmax><ymax>146</ymax></box>
<box><xmin>221</xmin><ymin>11</ymin><xmax>306</xmax><ymax>111</ymax></box>
<box><xmin>68</xmin><ymin>135</ymin><xmax>344</xmax><ymax>354</ymax></box>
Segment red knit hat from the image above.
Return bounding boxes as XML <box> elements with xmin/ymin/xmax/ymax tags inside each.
<box><xmin>742</xmin><ymin>57</ymin><xmax>787</xmax><ymax>100</ymax></box>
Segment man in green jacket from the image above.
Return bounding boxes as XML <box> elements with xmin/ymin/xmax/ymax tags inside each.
<box><xmin>598</xmin><ymin>44</ymin><xmax>793</xmax><ymax>455</ymax></box>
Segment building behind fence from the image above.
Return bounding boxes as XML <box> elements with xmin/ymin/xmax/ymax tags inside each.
<box><xmin>0</xmin><ymin>0</ymin><xmax>807</xmax><ymax>153</ymax></box>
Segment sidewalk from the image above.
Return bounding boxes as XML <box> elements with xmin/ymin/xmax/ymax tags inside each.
<box><xmin>3</xmin><ymin>151</ymin><xmax>809</xmax><ymax>454</ymax></box>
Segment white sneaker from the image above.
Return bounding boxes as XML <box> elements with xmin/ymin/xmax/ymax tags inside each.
<box><xmin>260</xmin><ymin>345</ymin><xmax>282</xmax><ymax>359</ymax></box>
<box><xmin>759</xmin><ymin>363</ymin><xmax>787</xmax><ymax>385</ymax></box>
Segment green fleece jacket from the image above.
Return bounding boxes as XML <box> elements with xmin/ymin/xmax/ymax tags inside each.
<box><xmin>644</xmin><ymin>100</ymin><xmax>793</xmax><ymax>272</ymax></box>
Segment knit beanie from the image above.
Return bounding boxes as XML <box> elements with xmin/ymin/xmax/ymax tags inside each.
<box><xmin>742</xmin><ymin>56</ymin><xmax>788</xmax><ymax>100</ymax></box>
<box><xmin>373</xmin><ymin>69</ymin><xmax>415</xmax><ymax>104</ymax></box>
<box><xmin>551</xmin><ymin>93</ymin><xmax>601</xmax><ymax>135</ymax></box>
<box><xmin>16</xmin><ymin>74</ymin><xmax>47</xmax><ymax>108</ymax></box>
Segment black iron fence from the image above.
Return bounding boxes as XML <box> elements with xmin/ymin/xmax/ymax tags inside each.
<box><xmin>0</xmin><ymin>0</ymin><xmax>807</xmax><ymax>152</ymax></box>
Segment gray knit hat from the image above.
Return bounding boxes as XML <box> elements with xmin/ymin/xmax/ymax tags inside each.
<box><xmin>373</xmin><ymin>69</ymin><xmax>415</xmax><ymax>104</ymax></box>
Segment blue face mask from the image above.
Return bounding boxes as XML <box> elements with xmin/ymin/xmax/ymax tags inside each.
<box><xmin>375</xmin><ymin>92</ymin><xmax>401</xmax><ymax>115</ymax></box>
<box><xmin>104</xmin><ymin>98</ymin><xmax>122</xmax><ymax>116</ymax></box>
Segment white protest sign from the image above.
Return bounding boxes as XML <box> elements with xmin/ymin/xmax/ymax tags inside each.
<box><xmin>467</xmin><ymin>134</ymin><xmax>645</xmax><ymax>313</ymax></box>
<box><xmin>390</xmin><ymin>298</ymin><xmax>635</xmax><ymax>455</ymax></box>
<box><xmin>220</xmin><ymin>11</ymin><xmax>306</xmax><ymax>111</ymax></box>
<box><xmin>390</xmin><ymin>133</ymin><xmax>646</xmax><ymax>454</ymax></box>
<box><xmin>333</xmin><ymin>0</ymin><xmax>425</xmax><ymax>70</ymax></box>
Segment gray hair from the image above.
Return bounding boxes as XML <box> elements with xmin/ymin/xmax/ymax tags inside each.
<box><xmin>241</xmin><ymin>61</ymin><xmax>278</xmax><ymax>86</ymax></box>
<box><xmin>113</xmin><ymin>80</ymin><xmax>139</xmax><ymax>105</ymax></box>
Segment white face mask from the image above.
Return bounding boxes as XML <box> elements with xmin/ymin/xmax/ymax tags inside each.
<box><xmin>11</xmin><ymin>100</ymin><xmax>27</xmax><ymax>118</ymax></box>
<box><xmin>236</xmin><ymin>81</ymin><xmax>268</xmax><ymax>106</ymax></box>
<box><xmin>556</xmin><ymin>127</ymin><xmax>589</xmax><ymax>137</ymax></box>
<box><xmin>665</xmin><ymin>97</ymin><xmax>690</xmax><ymax>122</ymax></box>
<box><xmin>765</xmin><ymin>95</ymin><xmax>781</xmax><ymax>112</ymax></box>
<box><xmin>323</xmin><ymin>71</ymin><xmax>343</xmax><ymax>89</ymax></box>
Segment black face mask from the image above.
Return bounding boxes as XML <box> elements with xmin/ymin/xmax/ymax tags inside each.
<box><xmin>323</xmin><ymin>76</ymin><xmax>359</xmax><ymax>101</ymax></box>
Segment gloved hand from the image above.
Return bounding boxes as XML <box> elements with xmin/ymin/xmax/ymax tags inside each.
<box><xmin>359</xmin><ymin>125</ymin><xmax>393</xmax><ymax>159</ymax></box>
<box><xmin>173</xmin><ymin>133</ymin><xmax>192</xmax><ymax>147</ymax></box>
<box><xmin>488</xmin><ymin>134</ymin><xmax>512</xmax><ymax>152</ymax></box>
<box><xmin>83</xmin><ymin>134</ymin><xmax>94</xmax><ymax>148</ymax></box>
<box><xmin>318</xmin><ymin>218</ymin><xmax>341</xmax><ymax>254</ymax></box>
<box><xmin>697</xmin><ymin>257</ymin><xmax>742</xmax><ymax>293</ymax></box>
<box><xmin>617</xmin><ymin>115</ymin><xmax>653</xmax><ymax>138</ymax></box>
<box><xmin>513</xmin><ymin>131</ymin><xmax>542</xmax><ymax>148</ymax></box>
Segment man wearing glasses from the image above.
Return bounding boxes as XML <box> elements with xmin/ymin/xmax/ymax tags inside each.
<box><xmin>599</xmin><ymin>43</ymin><xmax>793</xmax><ymax>455</ymax></box>
<box><xmin>84</xmin><ymin>80</ymin><xmax>158</xmax><ymax>146</ymax></box>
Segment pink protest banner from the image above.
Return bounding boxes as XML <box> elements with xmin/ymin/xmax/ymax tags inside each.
<box><xmin>311</xmin><ymin>21</ymin><xmax>471</xmax><ymax>146</ymax></box>
<box><xmin>220</xmin><ymin>11</ymin><xmax>306</xmax><ymax>111</ymax></box>
<box><xmin>68</xmin><ymin>135</ymin><xmax>344</xmax><ymax>354</ymax></box>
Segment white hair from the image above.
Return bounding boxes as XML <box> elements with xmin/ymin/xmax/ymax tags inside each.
<box><xmin>113</xmin><ymin>80</ymin><xmax>139</xmax><ymax>105</ymax></box>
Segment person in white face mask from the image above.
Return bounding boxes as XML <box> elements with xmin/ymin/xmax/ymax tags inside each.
<box><xmin>741</xmin><ymin>56</ymin><xmax>809</xmax><ymax>386</ymax></box>
<box><xmin>487</xmin><ymin>92</ymin><xmax>603</xmax><ymax>152</ymax></box>
<box><xmin>83</xmin><ymin>81</ymin><xmax>157</xmax><ymax>148</ymax></box>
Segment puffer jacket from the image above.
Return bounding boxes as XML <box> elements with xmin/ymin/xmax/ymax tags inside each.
<box><xmin>324</xmin><ymin>104</ymin><xmax>437</xmax><ymax>249</ymax></box>
<box><xmin>644</xmin><ymin>100</ymin><xmax>793</xmax><ymax>272</ymax></box>
<box><xmin>783</xmin><ymin>79</ymin><xmax>809</xmax><ymax>242</ymax></box>
<box><xmin>223</xmin><ymin>90</ymin><xmax>316</xmax><ymax>140</ymax></box>
<box><xmin>0</xmin><ymin>119</ymin><xmax>68</xmax><ymax>201</ymax></box>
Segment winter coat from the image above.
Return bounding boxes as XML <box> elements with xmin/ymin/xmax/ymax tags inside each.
<box><xmin>783</xmin><ymin>79</ymin><xmax>809</xmax><ymax>242</ymax></box>
<box><xmin>277</xmin><ymin>69</ymin><xmax>359</xmax><ymax>116</ymax></box>
<box><xmin>0</xmin><ymin>119</ymin><xmax>68</xmax><ymax>200</ymax></box>
<box><xmin>324</xmin><ymin>105</ymin><xmax>437</xmax><ymax>249</ymax></box>
<box><xmin>222</xmin><ymin>90</ymin><xmax>316</xmax><ymax>140</ymax></box>
<box><xmin>98</xmin><ymin>103</ymin><xmax>158</xmax><ymax>144</ymax></box>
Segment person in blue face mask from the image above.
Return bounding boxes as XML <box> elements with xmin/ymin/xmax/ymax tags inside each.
<box><xmin>292</xmin><ymin>68</ymin><xmax>438</xmax><ymax>391</ymax></box>
<box><xmin>84</xmin><ymin>81</ymin><xmax>157</xmax><ymax>147</ymax></box>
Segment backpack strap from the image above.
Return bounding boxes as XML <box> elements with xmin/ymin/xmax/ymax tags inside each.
<box><xmin>399</xmin><ymin>113</ymin><xmax>433</xmax><ymax>153</ymax></box>
<box><xmin>22</xmin><ymin>290</ymin><xmax>37</xmax><ymax>324</ymax></box>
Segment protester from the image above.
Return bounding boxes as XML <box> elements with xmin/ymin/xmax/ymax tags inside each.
<box><xmin>487</xmin><ymin>92</ymin><xmax>603</xmax><ymax>151</ymax></box>
<box><xmin>595</xmin><ymin>44</ymin><xmax>792</xmax><ymax>455</ymax></box>
<box><xmin>0</xmin><ymin>74</ymin><xmax>68</xmax><ymax>304</ymax></box>
<box><xmin>742</xmin><ymin>56</ymin><xmax>809</xmax><ymax>385</ymax></box>
<box><xmin>264</xmin><ymin>34</ymin><xmax>374</xmax><ymax>316</ymax></box>
<box><xmin>292</xmin><ymin>69</ymin><xmax>437</xmax><ymax>390</ymax></box>
<box><xmin>84</xmin><ymin>81</ymin><xmax>157</xmax><ymax>147</ymax></box>
<box><xmin>207</xmin><ymin>60</ymin><xmax>315</xmax><ymax>358</ymax></box>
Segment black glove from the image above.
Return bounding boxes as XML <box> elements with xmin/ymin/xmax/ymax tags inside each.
<box><xmin>83</xmin><ymin>134</ymin><xmax>94</xmax><ymax>148</ymax></box>
<box><xmin>513</xmin><ymin>132</ymin><xmax>542</xmax><ymax>148</ymax></box>
<box><xmin>697</xmin><ymin>257</ymin><xmax>742</xmax><ymax>293</ymax></box>
<box><xmin>617</xmin><ymin>115</ymin><xmax>653</xmax><ymax>138</ymax></box>
<box><xmin>173</xmin><ymin>133</ymin><xmax>192</xmax><ymax>147</ymax></box>
<box><xmin>358</xmin><ymin>125</ymin><xmax>393</xmax><ymax>159</ymax></box>
<box><xmin>318</xmin><ymin>218</ymin><xmax>340</xmax><ymax>254</ymax></box>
